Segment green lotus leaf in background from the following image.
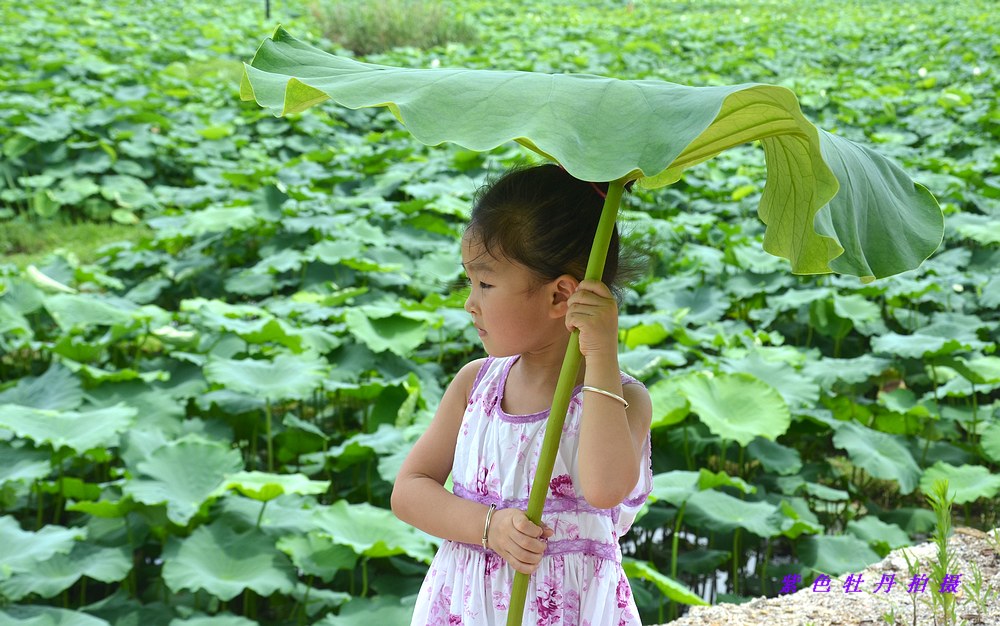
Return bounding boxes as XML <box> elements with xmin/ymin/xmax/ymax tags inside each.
<box><xmin>720</xmin><ymin>351</ymin><xmax>819</xmax><ymax>411</ymax></box>
<box><xmin>982</xmin><ymin>421</ymin><xmax>1000</xmax><ymax>464</ymax></box>
<box><xmin>0</xmin><ymin>516</ymin><xmax>86</xmax><ymax>576</ymax></box>
<box><xmin>343</xmin><ymin>306</ymin><xmax>432</xmax><ymax>357</ymax></box>
<box><xmin>649</xmin><ymin>470</ymin><xmax>700</xmax><ymax>507</ymax></box>
<box><xmin>169</xmin><ymin>616</ymin><xmax>260</xmax><ymax>626</ymax></box>
<box><xmin>918</xmin><ymin>462</ymin><xmax>1000</xmax><ymax>504</ymax></box>
<box><xmin>161</xmin><ymin>521</ymin><xmax>296</xmax><ymax>601</ymax></box>
<box><xmin>0</xmin><ymin>606</ymin><xmax>110</xmax><ymax>626</ymax></box>
<box><xmin>0</xmin><ymin>542</ymin><xmax>130</xmax><ymax>601</ymax></box>
<box><xmin>831</xmin><ymin>421</ymin><xmax>921</xmax><ymax>494</ymax></box>
<box><xmin>314</xmin><ymin>596</ymin><xmax>414</xmax><ymax>626</ymax></box>
<box><xmin>123</xmin><ymin>438</ymin><xmax>243</xmax><ymax>525</ymax></box>
<box><xmin>312</xmin><ymin>500</ymin><xmax>439</xmax><ymax>563</ymax></box>
<box><xmin>746</xmin><ymin>437</ymin><xmax>802</xmax><ymax>476</ymax></box>
<box><xmin>622</xmin><ymin>558</ymin><xmax>707</xmax><ymax>606</ymax></box>
<box><xmin>799</xmin><ymin>534</ymin><xmax>882</xmax><ymax>576</ymax></box>
<box><xmin>242</xmin><ymin>27</ymin><xmax>942</xmax><ymax>281</ymax></box>
<box><xmin>276</xmin><ymin>533</ymin><xmax>359</xmax><ymax>583</ymax></box>
<box><xmin>0</xmin><ymin>446</ymin><xmax>52</xmax><ymax>488</ymax></box>
<box><xmin>0</xmin><ymin>405</ymin><xmax>136</xmax><ymax>454</ymax></box>
<box><xmin>204</xmin><ymin>352</ymin><xmax>328</xmax><ymax>401</ymax></box>
<box><xmin>0</xmin><ymin>363</ymin><xmax>82</xmax><ymax>411</ymax></box>
<box><xmin>645</xmin><ymin>377</ymin><xmax>691</xmax><ymax>429</ymax></box>
<box><xmin>677</xmin><ymin>372</ymin><xmax>791</xmax><ymax>447</ymax></box>
<box><xmin>649</xmin><ymin>469</ymin><xmax>754</xmax><ymax>508</ymax></box>
<box><xmin>846</xmin><ymin>516</ymin><xmax>912</xmax><ymax>555</ymax></box>
<box><xmin>216</xmin><ymin>470</ymin><xmax>330</xmax><ymax>502</ymax></box>
<box><xmin>776</xmin><ymin>499</ymin><xmax>825</xmax><ymax>539</ymax></box>
<box><xmin>685</xmin><ymin>490</ymin><xmax>781</xmax><ymax>538</ymax></box>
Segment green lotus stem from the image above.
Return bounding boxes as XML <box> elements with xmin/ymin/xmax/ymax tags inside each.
<box><xmin>266</xmin><ymin>398</ymin><xmax>273</xmax><ymax>472</ymax></box>
<box><xmin>506</xmin><ymin>177</ymin><xmax>627</xmax><ymax>625</ymax></box>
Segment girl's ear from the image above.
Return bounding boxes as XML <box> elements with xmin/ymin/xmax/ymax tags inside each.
<box><xmin>548</xmin><ymin>274</ymin><xmax>579</xmax><ymax>317</ymax></box>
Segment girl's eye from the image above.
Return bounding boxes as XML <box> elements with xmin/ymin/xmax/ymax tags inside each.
<box><xmin>479</xmin><ymin>281</ymin><xmax>492</xmax><ymax>289</ymax></box>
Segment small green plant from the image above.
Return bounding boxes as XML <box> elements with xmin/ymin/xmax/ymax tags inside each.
<box><xmin>901</xmin><ymin>548</ymin><xmax>922</xmax><ymax>626</ymax></box>
<box><xmin>881</xmin><ymin>605</ymin><xmax>898</xmax><ymax>625</ymax></box>
<box><xmin>960</xmin><ymin>561</ymin><xmax>998</xmax><ymax>623</ymax></box>
<box><xmin>926</xmin><ymin>479</ymin><xmax>957</xmax><ymax>626</ymax></box>
<box><xmin>310</xmin><ymin>0</ymin><xmax>477</xmax><ymax>56</ymax></box>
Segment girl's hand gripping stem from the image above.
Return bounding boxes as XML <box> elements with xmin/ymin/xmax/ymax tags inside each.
<box><xmin>486</xmin><ymin>508</ymin><xmax>554</xmax><ymax>575</ymax></box>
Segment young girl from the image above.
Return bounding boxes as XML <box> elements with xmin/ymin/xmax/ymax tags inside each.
<box><xmin>391</xmin><ymin>163</ymin><xmax>653</xmax><ymax>625</ymax></box>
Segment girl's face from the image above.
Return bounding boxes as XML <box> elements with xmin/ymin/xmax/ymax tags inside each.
<box><xmin>461</xmin><ymin>233</ymin><xmax>567</xmax><ymax>357</ymax></box>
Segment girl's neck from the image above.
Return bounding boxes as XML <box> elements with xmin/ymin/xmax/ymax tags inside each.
<box><xmin>504</xmin><ymin>338</ymin><xmax>584</xmax><ymax>414</ymax></box>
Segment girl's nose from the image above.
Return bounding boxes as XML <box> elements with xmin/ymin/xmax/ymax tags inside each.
<box><xmin>464</xmin><ymin>293</ymin><xmax>475</xmax><ymax>314</ymax></box>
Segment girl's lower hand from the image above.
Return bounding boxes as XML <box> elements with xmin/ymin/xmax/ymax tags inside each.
<box><xmin>565</xmin><ymin>279</ymin><xmax>618</xmax><ymax>359</ymax></box>
<box><xmin>487</xmin><ymin>508</ymin><xmax>554</xmax><ymax>575</ymax></box>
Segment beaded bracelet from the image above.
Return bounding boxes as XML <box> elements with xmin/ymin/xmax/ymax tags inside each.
<box><xmin>581</xmin><ymin>385</ymin><xmax>629</xmax><ymax>409</ymax></box>
<box><xmin>482</xmin><ymin>503</ymin><xmax>497</xmax><ymax>550</ymax></box>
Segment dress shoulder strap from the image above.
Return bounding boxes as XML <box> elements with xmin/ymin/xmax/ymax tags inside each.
<box><xmin>620</xmin><ymin>370</ymin><xmax>644</xmax><ymax>388</ymax></box>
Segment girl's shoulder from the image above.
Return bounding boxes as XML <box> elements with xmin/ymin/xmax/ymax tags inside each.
<box><xmin>452</xmin><ymin>356</ymin><xmax>492</xmax><ymax>405</ymax></box>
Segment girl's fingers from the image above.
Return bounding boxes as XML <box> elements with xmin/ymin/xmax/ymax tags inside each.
<box><xmin>576</xmin><ymin>279</ymin><xmax>613</xmax><ymax>298</ymax></box>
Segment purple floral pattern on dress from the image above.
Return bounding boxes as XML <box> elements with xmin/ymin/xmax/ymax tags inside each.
<box><xmin>616</xmin><ymin>574</ymin><xmax>631</xmax><ymax>608</ymax></box>
<box><xmin>484</xmin><ymin>551</ymin><xmax>502</xmax><ymax>577</ymax></box>
<box><xmin>535</xmin><ymin>576</ymin><xmax>563</xmax><ymax>626</ymax></box>
<box><xmin>549</xmin><ymin>474</ymin><xmax>574</xmax><ymax>498</ymax></box>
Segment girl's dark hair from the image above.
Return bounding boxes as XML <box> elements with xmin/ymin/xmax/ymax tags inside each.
<box><xmin>466</xmin><ymin>163</ymin><xmax>638</xmax><ymax>300</ymax></box>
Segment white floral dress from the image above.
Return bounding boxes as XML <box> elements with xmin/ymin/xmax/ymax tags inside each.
<box><xmin>410</xmin><ymin>355</ymin><xmax>653</xmax><ymax>626</ymax></box>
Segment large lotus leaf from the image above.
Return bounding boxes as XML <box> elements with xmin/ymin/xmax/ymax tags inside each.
<box><xmin>314</xmin><ymin>596</ymin><xmax>414</xmax><ymax>626</ymax></box>
<box><xmin>169</xmin><ymin>616</ymin><xmax>259</xmax><ymax>626</ymax></box>
<box><xmin>215</xmin><ymin>470</ymin><xmax>330</xmax><ymax>502</ymax></box>
<box><xmin>940</xmin><ymin>356</ymin><xmax>1000</xmax><ymax>385</ymax></box>
<box><xmin>622</xmin><ymin>558</ymin><xmax>707</xmax><ymax>606</ymax></box>
<box><xmin>649</xmin><ymin>471</ymin><xmax>700</xmax><ymax>507</ymax></box>
<box><xmin>204</xmin><ymin>352</ymin><xmax>328</xmax><ymax>402</ymax></box>
<box><xmin>312</xmin><ymin>500</ymin><xmax>438</xmax><ymax>563</ymax></box>
<box><xmin>831</xmin><ymin>421</ymin><xmax>920</xmax><ymax>494</ymax></box>
<box><xmin>343</xmin><ymin>306</ymin><xmax>430</xmax><ymax>357</ymax></box>
<box><xmin>0</xmin><ymin>542</ymin><xmax>130</xmax><ymax>600</ymax></box>
<box><xmin>0</xmin><ymin>516</ymin><xmax>85</xmax><ymax>574</ymax></box>
<box><xmin>276</xmin><ymin>533</ymin><xmax>359</xmax><ymax>582</ymax></box>
<box><xmin>0</xmin><ymin>301</ymin><xmax>33</xmax><ymax>339</ymax></box>
<box><xmin>746</xmin><ymin>437</ymin><xmax>802</xmax><ymax>475</ymax></box>
<box><xmin>242</xmin><ymin>27</ymin><xmax>941</xmax><ymax>281</ymax></box>
<box><xmin>775</xmin><ymin>498</ymin><xmax>824</xmax><ymax>539</ymax></box>
<box><xmin>161</xmin><ymin>522</ymin><xmax>296</xmax><ymax>602</ymax></box>
<box><xmin>0</xmin><ymin>404</ymin><xmax>136</xmax><ymax>454</ymax></box>
<box><xmin>86</xmin><ymin>380</ymin><xmax>186</xmax><ymax>432</ymax></box>
<box><xmin>0</xmin><ymin>363</ymin><xmax>82</xmax><ymax>411</ymax></box>
<box><xmin>871</xmin><ymin>331</ymin><xmax>977</xmax><ymax>359</ymax></box>
<box><xmin>646</xmin><ymin>378</ymin><xmax>690</xmax><ymax>429</ymax></box>
<box><xmin>42</xmin><ymin>293</ymin><xmax>154</xmax><ymax>332</ymax></box>
<box><xmin>220</xmin><ymin>494</ymin><xmax>322</xmax><ymax>535</ymax></box>
<box><xmin>799</xmin><ymin>534</ymin><xmax>881</xmax><ymax>576</ymax></box>
<box><xmin>846</xmin><ymin>516</ymin><xmax>912</xmax><ymax>555</ymax></box>
<box><xmin>720</xmin><ymin>352</ymin><xmax>819</xmax><ymax>411</ymax></box>
<box><xmin>677</xmin><ymin>372</ymin><xmax>791</xmax><ymax>447</ymax></box>
<box><xmin>649</xmin><ymin>469</ymin><xmax>754</xmax><ymax>508</ymax></box>
<box><xmin>982</xmin><ymin>421</ymin><xmax>1000</xmax><ymax>464</ymax></box>
<box><xmin>0</xmin><ymin>445</ymin><xmax>52</xmax><ymax>486</ymax></box>
<box><xmin>684</xmin><ymin>490</ymin><xmax>781</xmax><ymax>538</ymax></box>
<box><xmin>123</xmin><ymin>438</ymin><xmax>243</xmax><ymax>525</ymax></box>
<box><xmin>802</xmin><ymin>354</ymin><xmax>892</xmax><ymax>388</ymax></box>
<box><xmin>918</xmin><ymin>462</ymin><xmax>1000</xmax><ymax>504</ymax></box>
<box><xmin>0</xmin><ymin>606</ymin><xmax>109</xmax><ymax>626</ymax></box>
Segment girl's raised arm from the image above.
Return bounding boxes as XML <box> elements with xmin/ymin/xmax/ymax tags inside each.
<box><xmin>390</xmin><ymin>358</ymin><xmax>492</xmax><ymax>546</ymax></box>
